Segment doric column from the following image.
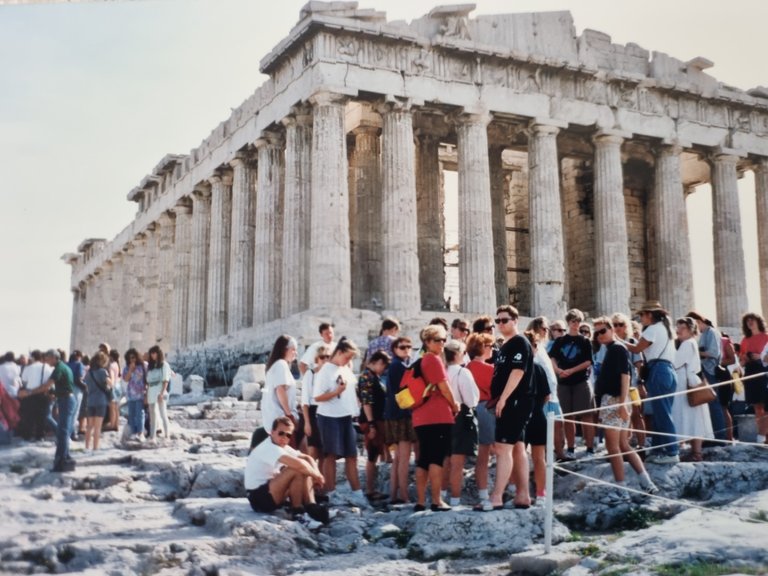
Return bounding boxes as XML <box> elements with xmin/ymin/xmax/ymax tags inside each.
<box><xmin>711</xmin><ymin>152</ymin><xmax>748</xmax><ymax>327</ymax></box>
<box><xmin>69</xmin><ymin>288</ymin><xmax>80</xmax><ymax>352</ymax></box>
<box><xmin>171</xmin><ymin>200</ymin><xmax>193</xmax><ymax>352</ymax></box>
<box><xmin>253</xmin><ymin>132</ymin><xmax>285</xmax><ymax>324</ymax></box>
<box><xmin>380</xmin><ymin>101</ymin><xmax>420</xmax><ymax>315</ymax></box>
<box><xmin>143</xmin><ymin>225</ymin><xmax>161</xmax><ymax>349</ymax></box>
<box><xmin>156</xmin><ymin>211</ymin><xmax>176</xmax><ymax>348</ymax></box>
<box><xmin>593</xmin><ymin>130</ymin><xmax>631</xmax><ymax>316</ymax></box>
<box><xmin>228</xmin><ymin>153</ymin><xmax>256</xmax><ymax>333</ymax></box>
<box><xmin>755</xmin><ymin>159</ymin><xmax>768</xmax><ymax>317</ymax></box>
<box><xmin>282</xmin><ymin>110</ymin><xmax>313</xmax><ymax>316</ymax></box>
<box><xmin>206</xmin><ymin>172</ymin><xmax>232</xmax><ymax>339</ymax></box>
<box><xmin>80</xmin><ymin>279</ymin><xmax>93</xmax><ymax>352</ymax></box>
<box><xmin>528</xmin><ymin>121</ymin><xmax>567</xmax><ymax>320</ymax></box>
<box><xmin>187</xmin><ymin>186</ymin><xmax>211</xmax><ymax>345</ymax></box>
<box><xmin>98</xmin><ymin>262</ymin><xmax>114</xmax><ymax>348</ymax></box>
<box><xmin>128</xmin><ymin>235</ymin><xmax>147</xmax><ymax>350</ymax></box>
<box><xmin>349</xmin><ymin>123</ymin><xmax>382</xmax><ymax>309</ymax></box>
<box><xmin>653</xmin><ymin>143</ymin><xmax>693</xmax><ymax>319</ymax></box>
<box><xmin>416</xmin><ymin>133</ymin><xmax>445</xmax><ymax>310</ymax></box>
<box><xmin>456</xmin><ymin>112</ymin><xmax>496</xmax><ymax>314</ymax></box>
<box><xmin>309</xmin><ymin>92</ymin><xmax>351</xmax><ymax>310</ymax></box>
<box><xmin>108</xmin><ymin>254</ymin><xmax>124</xmax><ymax>349</ymax></box>
<box><xmin>489</xmin><ymin>145</ymin><xmax>509</xmax><ymax>307</ymax></box>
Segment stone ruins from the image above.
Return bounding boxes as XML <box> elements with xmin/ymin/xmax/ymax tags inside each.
<box><xmin>64</xmin><ymin>2</ymin><xmax>768</xmax><ymax>371</ymax></box>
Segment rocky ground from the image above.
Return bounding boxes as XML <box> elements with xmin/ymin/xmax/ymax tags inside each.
<box><xmin>1</xmin><ymin>397</ymin><xmax>767</xmax><ymax>575</ymax></box>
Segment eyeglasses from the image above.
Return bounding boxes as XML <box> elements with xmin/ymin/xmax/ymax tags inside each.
<box><xmin>594</xmin><ymin>327</ymin><xmax>608</xmax><ymax>336</ymax></box>
<box><xmin>550</xmin><ymin>327</ymin><xmax>564</xmax><ymax>333</ymax></box>
<box><xmin>396</xmin><ymin>345</ymin><xmax>411</xmax><ymax>351</ymax></box>
<box><xmin>317</xmin><ymin>355</ymin><xmax>330</xmax><ymax>360</ymax></box>
<box><xmin>277</xmin><ymin>431</ymin><xmax>293</xmax><ymax>438</ymax></box>
<box><xmin>495</xmin><ymin>318</ymin><xmax>511</xmax><ymax>325</ymax></box>
<box><xmin>430</xmin><ymin>338</ymin><xmax>447</xmax><ymax>344</ymax></box>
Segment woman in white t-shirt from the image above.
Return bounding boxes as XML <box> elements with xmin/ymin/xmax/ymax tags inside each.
<box><xmin>300</xmin><ymin>344</ymin><xmax>332</xmax><ymax>463</ymax></box>
<box><xmin>622</xmin><ymin>301</ymin><xmax>680</xmax><ymax>464</ymax></box>
<box><xmin>263</xmin><ymin>336</ymin><xmax>299</xmax><ymax>441</ymax></box>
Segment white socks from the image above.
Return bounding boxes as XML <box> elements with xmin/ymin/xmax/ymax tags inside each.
<box><xmin>478</xmin><ymin>489</ymin><xmax>489</xmax><ymax>500</ymax></box>
<box><xmin>449</xmin><ymin>497</ymin><xmax>461</xmax><ymax>507</ymax></box>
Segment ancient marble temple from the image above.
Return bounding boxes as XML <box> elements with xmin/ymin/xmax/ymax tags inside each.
<box><xmin>65</xmin><ymin>2</ymin><xmax>768</xmax><ymax>362</ymax></box>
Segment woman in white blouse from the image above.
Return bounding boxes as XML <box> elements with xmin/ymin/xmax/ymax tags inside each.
<box><xmin>672</xmin><ymin>317</ymin><xmax>713</xmax><ymax>461</ymax></box>
<box><xmin>443</xmin><ymin>340</ymin><xmax>480</xmax><ymax>507</ymax></box>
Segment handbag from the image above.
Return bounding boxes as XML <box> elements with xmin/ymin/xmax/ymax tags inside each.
<box><xmin>685</xmin><ymin>367</ymin><xmax>716</xmax><ymax>407</ymax></box>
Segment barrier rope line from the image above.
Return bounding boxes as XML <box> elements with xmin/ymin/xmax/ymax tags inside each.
<box><xmin>560</xmin><ymin>369</ymin><xmax>768</xmax><ymax>420</ymax></box>
<box><xmin>555</xmin><ymin>418</ymin><xmax>767</xmax><ymax>465</ymax></box>
<box><xmin>552</xmin><ymin>464</ymin><xmax>768</xmax><ymax>525</ymax></box>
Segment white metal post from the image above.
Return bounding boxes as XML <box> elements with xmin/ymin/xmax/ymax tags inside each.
<box><xmin>544</xmin><ymin>410</ymin><xmax>555</xmax><ymax>554</ymax></box>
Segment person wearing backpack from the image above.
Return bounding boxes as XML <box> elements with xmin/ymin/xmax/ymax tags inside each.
<box><xmin>84</xmin><ymin>351</ymin><xmax>112</xmax><ymax>451</ymax></box>
<box><xmin>412</xmin><ymin>324</ymin><xmax>460</xmax><ymax>512</ymax></box>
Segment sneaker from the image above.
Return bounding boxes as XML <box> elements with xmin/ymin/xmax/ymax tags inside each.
<box><xmin>305</xmin><ymin>503</ymin><xmax>330</xmax><ymax>524</ymax></box>
<box><xmin>295</xmin><ymin>513</ymin><xmax>323</xmax><ymax>530</ymax></box>
<box><xmin>646</xmin><ymin>454</ymin><xmax>680</xmax><ymax>464</ymax></box>
<box><xmin>346</xmin><ymin>491</ymin><xmax>370</xmax><ymax>508</ymax></box>
<box><xmin>586</xmin><ymin>447</ymin><xmax>595</xmax><ymax>456</ymax></box>
<box><xmin>566</xmin><ymin>448</ymin><xmax>575</xmax><ymax>458</ymax></box>
<box><xmin>604</xmin><ymin>490</ymin><xmax>630</xmax><ymax>504</ymax></box>
<box><xmin>642</xmin><ymin>482</ymin><xmax>660</xmax><ymax>495</ymax></box>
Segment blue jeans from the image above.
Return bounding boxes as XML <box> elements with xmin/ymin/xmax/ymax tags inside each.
<box><xmin>47</xmin><ymin>398</ymin><xmax>59</xmax><ymax>435</ymax></box>
<box><xmin>54</xmin><ymin>395</ymin><xmax>76</xmax><ymax>469</ymax></box>
<box><xmin>703</xmin><ymin>369</ymin><xmax>727</xmax><ymax>441</ymax></box>
<box><xmin>127</xmin><ymin>399</ymin><xmax>144</xmax><ymax>436</ymax></box>
<box><xmin>70</xmin><ymin>389</ymin><xmax>83</xmax><ymax>437</ymax></box>
<box><xmin>645</xmin><ymin>360</ymin><xmax>678</xmax><ymax>455</ymax></box>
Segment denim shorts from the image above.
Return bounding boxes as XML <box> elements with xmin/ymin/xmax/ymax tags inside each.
<box><xmin>475</xmin><ymin>401</ymin><xmax>496</xmax><ymax>446</ymax></box>
<box><xmin>317</xmin><ymin>414</ymin><xmax>357</xmax><ymax>458</ymax></box>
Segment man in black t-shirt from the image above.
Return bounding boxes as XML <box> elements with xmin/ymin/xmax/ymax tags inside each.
<box><xmin>549</xmin><ymin>308</ymin><xmax>596</xmax><ymax>456</ymax></box>
<box><xmin>486</xmin><ymin>305</ymin><xmax>534</xmax><ymax>510</ymax></box>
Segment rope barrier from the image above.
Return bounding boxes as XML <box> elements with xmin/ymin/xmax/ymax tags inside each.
<box><xmin>560</xmin><ymin>368</ymin><xmax>768</xmax><ymax>420</ymax></box>
<box><xmin>552</xmin><ymin>465</ymin><xmax>768</xmax><ymax>525</ymax></box>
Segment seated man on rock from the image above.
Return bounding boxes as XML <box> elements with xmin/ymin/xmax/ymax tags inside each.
<box><xmin>244</xmin><ymin>416</ymin><xmax>329</xmax><ymax>523</ymax></box>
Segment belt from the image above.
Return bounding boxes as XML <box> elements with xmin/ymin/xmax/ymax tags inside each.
<box><xmin>646</xmin><ymin>359</ymin><xmax>673</xmax><ymax>367</ymax></box>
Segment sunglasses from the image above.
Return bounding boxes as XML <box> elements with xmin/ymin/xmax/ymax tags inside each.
<box><xmin>317</xmin><ymin>355</ymin><xmax>330</xmax><ymax>360</ymax></box>
<box><xmin>430</xmin><ymin>338</ymin><xmax>447</xmax><ymax>344</ymax></box>
<box><xmin>550</xmin><ymin>327</ymin><xmax>564</xmax><ymax>333</ymax></box>
<box><xmin>396</xmin><ymin>345</ymin><xmax>411</xmax><ymax>351</ymax></box>
<box><xmin>594</xmin><ymin>327</ymin><xmax>609</xmax><ymax>336</ymax></box>
<box><xmin>276</xmin><ymin>431</ymin><xmax>293</xmax><ymax>438</ymax></box>
<box><xmin>494</xmin><ymin>318</ymin><xmax>511</xmax><ymax>325</ymax></box>
<box><xmin>579</xmin><ymin>330</ymin><xmax>591</xmax><ymax>335</ymax></box>
<box><xmin>613</xmin><ymin>322</ymin><xmax>625</xmax><ymax>328</ymax></box>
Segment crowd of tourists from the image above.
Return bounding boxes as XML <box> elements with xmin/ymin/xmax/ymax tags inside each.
<box><xmin>244</xmin><ymin>305</ymin><xmax>768</xmax><ymax>525</ymax></box>
<box><xmin>0</xmin><ymin>343</ymin><xmax>174</xmax><ymax>472</ymax></box>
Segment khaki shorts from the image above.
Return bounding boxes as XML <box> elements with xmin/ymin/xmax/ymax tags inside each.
<box><xmin>557</xmin><ymin>381</ymin><xmax>595</xmax><ymax>417</ymax></box>
<box><xmin>381</xmin><ymin>417</ymin><xmax>417</xmax><ymax>445</ymax></box>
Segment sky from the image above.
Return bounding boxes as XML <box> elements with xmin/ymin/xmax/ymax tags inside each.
<box><xmin>1</xmin><ymin>0</ymin><xmax>766</xmax><ymax>354</ymax></box>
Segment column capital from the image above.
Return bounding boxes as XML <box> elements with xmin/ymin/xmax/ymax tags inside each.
<box><xmin>229</xmin><ymin>147</ymin><xmax>257</xmax><ymax>168</ymax></box>
<box><xmin>529</xmin><ymin>117</ymin><xmax>568</xmax><ymax>133</ymax></box>
<box><xmin>376</xmin><ymin>98</ymin><xmax>418</xmax><ymax>116</ymax></box>
<box><xmin>656</xmin><ymin>142</ymin><xmax>686</xmax><ymax>158</ymax></box>
<box><xmin>351</xmin><ymin>124</ymin><xmax>381</xmax><ymax>137</ymax></box>
<box><xmin>172</xmin><ymin>198</ymin><xmax>193</xmax><ymax>214</ymax></box>
<box><xmin>309</xmin><ymin>90</ymin><xmax>348</xmax><ymax>108</ymax></box>
<box><xmin>708</xmin><ymin>151</ymin><xmax>741</xmax><ymax>166</ymax></box>
<box><xmin>191</xmin><ymin>183</ymin><xmax>211</xmax><ymax>200</ymax></box>
<box><xmin>453</xmin><ymin>110</ymin><xmax>492</xmax><ymax>127</ymax></box>
<box><xmin>255</xmin><ymin>130</ymin><xmax>285</xmax><ymax>149</ymax></box>
<box><xmin>593</xmin><ymin>129</ymin><xmax>631</xmax><ymax>146</ymax></box>
<box><xmin>753</xmin><ymin>156</ymin><xmax>768</xmax><ymax>172</ymax></box>
<box><xmin>281</xmin><ymin>103</ymin><xmax>313</xmax><ymax>128</ymax></box>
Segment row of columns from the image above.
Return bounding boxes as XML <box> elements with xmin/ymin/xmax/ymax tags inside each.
<box><xmin>71</xmin><ymin>97</ymin><xmax>768</xmax><ymax>355</ymax></box>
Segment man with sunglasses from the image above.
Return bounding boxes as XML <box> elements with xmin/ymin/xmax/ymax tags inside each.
<box><xmin>486</xmin><ymin>305</ymin><xmax>535</xmax><ymax>510</ymax></box>
<box><xmin>245</xmin><ymin>416</ymin><xmax>328</xmax><ymax>523</ymax></box>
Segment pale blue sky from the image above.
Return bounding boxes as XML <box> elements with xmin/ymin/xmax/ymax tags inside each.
<box><xmin>1</xmin><ymin>0</ymin><xmax>765</xmax><ymax>354</ymax></box>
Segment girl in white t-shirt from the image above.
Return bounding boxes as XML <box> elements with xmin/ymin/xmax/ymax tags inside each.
<box><xmin>263</xmin><ymin>336</ymin><xmax>299</xmax><ymax>440</ymax></box>
<box><xmin>300</xmin><ymin>344</ymin><xmax>333</xmax><ymax>463</ymax></box>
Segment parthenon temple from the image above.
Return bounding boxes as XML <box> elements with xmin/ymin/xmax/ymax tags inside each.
<box><xmin>65</xmin><ymin>2</ymin><xmax>768</xmax><ymax>365</ymax></box>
